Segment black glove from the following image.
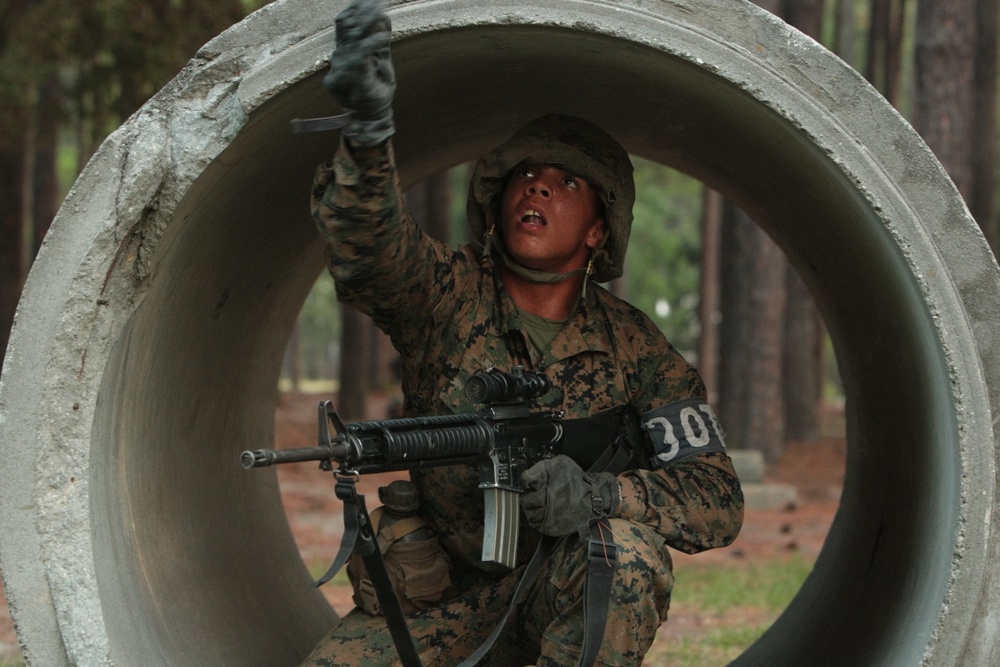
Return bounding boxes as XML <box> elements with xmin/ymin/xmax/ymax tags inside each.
<box><xmin>521</xmin><ymin>455</ymin><xmax>620</xmax><ymax>537</ymax></box>
<box><xmin>324</xmin><ymin>0</ymin><xmax>396</xmax><ymax>147</ymax></box>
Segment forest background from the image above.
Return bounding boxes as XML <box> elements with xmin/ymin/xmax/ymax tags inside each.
<box><xmin>2</xmin><ymin>0</ymin><xmax>998</xmax><ymax>465</ymax></box>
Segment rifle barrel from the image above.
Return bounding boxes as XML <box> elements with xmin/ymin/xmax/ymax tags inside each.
<box><xmin>240</xmin><ymin>445</ymin><xmax>339</xmax><ymax>469</ymax></box>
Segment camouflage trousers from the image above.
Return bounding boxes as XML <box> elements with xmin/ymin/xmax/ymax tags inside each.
<box><xmin>301</xmin><ymin>519</ymin><xmax>674</xmax><ymax>667</ymax></box>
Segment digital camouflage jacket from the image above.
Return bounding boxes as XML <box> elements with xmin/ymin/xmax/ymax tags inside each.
<box><xmin>312</xmin><ymin>138</ymin><xmax>744</xmax><ymax>573</ymax></box>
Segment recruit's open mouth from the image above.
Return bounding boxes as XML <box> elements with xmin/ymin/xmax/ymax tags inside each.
<box><xmin>520</xmin><ymin>209</ymin><xmax>546</xmax><ymax>225</ymax></box>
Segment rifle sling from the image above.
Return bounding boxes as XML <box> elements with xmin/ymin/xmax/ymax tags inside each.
<box><xmin>318</xmin><ymin>476</ymin><xmax>423</xmax><ymax>667</ymax></box>
<box><xmin>456</xmin><ymin>520</ymin><xmax>616</xmax><ymax>667</ymax></box>
<box><xmin>456</xmin><ymin>533</ymin><xmax>554</xmax><ymax>666</ymax></box>
<box><xmin>579</xmin><ymin>520</ymin><xmax>617</xmax><ymax>666</ymax></box>
<box><xmin>313</xmin><ymin>478</ymin><xmax>366</xmax><ymax>587</ymax></box>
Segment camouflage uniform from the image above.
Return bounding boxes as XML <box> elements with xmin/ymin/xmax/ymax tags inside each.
<box><xmin>302</xmin><ymin>138</ymin><xmax>744</xmax><ymax>666</ymax></box>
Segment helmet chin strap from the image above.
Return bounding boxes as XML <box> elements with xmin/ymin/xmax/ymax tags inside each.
<box><xmin>483</xmin><ymin>223</ymin><xmax>591</xmax><ymax>285</ymax></box>
<box><xmin>496</xmin><ymin>241</ymin><xmax>590</xmax><ymax>285</ymax></box>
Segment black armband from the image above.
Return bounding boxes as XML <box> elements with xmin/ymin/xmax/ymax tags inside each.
<box><xmin>640</xmin><ymin>398</ymin><xmax>727</xmax><ymax>467</ymax></box>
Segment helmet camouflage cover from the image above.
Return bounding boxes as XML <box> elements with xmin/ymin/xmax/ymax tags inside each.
<box><xmin>467</xmin><ymin>114</ymin><xmax>636</xmax><ymax>283</ymax></box>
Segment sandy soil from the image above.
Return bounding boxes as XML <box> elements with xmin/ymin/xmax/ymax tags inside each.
<box><xmin>0</xmin><ymin>391</ymin><xmax>844</xmax><ymax>664</ymax></box>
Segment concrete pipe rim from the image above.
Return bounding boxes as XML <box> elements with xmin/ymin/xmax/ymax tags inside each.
<box><xmin>0</xmin><ymin>0</ymin><xmax>997</xmax><ymax>665</ymax></box>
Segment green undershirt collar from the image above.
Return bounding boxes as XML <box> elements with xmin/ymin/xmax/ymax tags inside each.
<box><xmin>517</xmin><ymin>302</ymin><xmax>578</xmax><ymax>360</ymax></box>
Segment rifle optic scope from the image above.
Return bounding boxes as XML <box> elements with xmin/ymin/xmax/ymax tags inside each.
<box><xmin>464</xmin><ymin>366</ymin><xmax>550</xmax><ymax>405</ymax></box>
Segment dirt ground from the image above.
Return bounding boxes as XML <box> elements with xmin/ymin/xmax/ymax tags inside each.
<box><xmin>0</xmin><ymin>392</ymin><xmax>844</xmax><ymax>664</ymax></box>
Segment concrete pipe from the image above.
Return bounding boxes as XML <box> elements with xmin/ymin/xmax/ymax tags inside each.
<box><xmin>1</xmin><ymin>0</ymin><xmax>998</xmax><ymax>664</ymax></box>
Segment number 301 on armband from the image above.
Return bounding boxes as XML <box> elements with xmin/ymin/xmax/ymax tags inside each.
<box><xmin>640</xmin><ymin>398</ymin><xmax>727</xmax><ymax>466</ymax></box>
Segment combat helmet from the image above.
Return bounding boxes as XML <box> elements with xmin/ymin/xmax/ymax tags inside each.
<box><xmin>467</xmin><ymin>114</ymin><xmax>636</xmax><ymax>284</ymax></box>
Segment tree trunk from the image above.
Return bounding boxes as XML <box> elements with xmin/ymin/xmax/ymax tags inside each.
<box><xmin>717</xmin><ymin>206</ymin><xmax>751</xmax><ymax>449</ymax></box>
<box><xmin>718</xmin><ymin>204</ymin><xmax>787</xmax><ymax>461</ymax></box>
<box><xmin>715</xmin><ymin>0</ymin><xmax>789</xmax><ymax>462</ymax></box>
<box><xmin>783</xmin><ymin>268</ymin><xmax>823</xmax><ymax>441</ymax></box>
<box><xmin>0</xmin><ymin>138</ymin><xmax>24</xmax><ymax>358</ymax></box>
<box><xmin>867</xmin><ymin>0</ymin><xmax>890</xmax><ymax>94</ymax></box>
<box><xmin>754</xmin><ymin>0</ymin><xmax>782</xmax><ymax>15</ymax></box>
<box><xmin>33</xmin><ymin>76</ymin><xmax>61</xmax><ymax>256</ymax></box>
<box><xmin>369</xmin><ymin>327</ymin><xmax>399</xmax><ymax>394</ymax></box>
<box><xmin>0</xmin><ymin>4</ymin><xmax>25</xmax><ymax>357</ymax></box>
<box><xmin>746</xmin><ymin>235</ymin><xmax>787</xmax><ymax>463</ymax></box>
<box><xmin>698</xmin><ymin>188</ymin><xmax>723</xmax><ymax>405</ymax></box>
<box><xmin>783</xmin><ymin>0</ymin><xmax>824</xmax><ymax>40</ymax></box>
<box><xmin>19</xmin><ymin>92</ymin><xmax>36</xmax><ymax>282</ymax></box>
<box><xmin>835</xmin><ymin>0</ymin><xmax>859</xmax><ymax>68</ymax></box>
<box><xmin>780</xmin><ymin>0</ymin><xmax>825</xmax><ymax>443</ymax></box>
<box><xmin>284</xmin><ymin>322</ymin><xmax>302</xmax><ymax>391</ymax></box>
<box><xmin>866</xmin><ymin>0</ymin><xmax>909</xmax><ymax>106</ymax></box>
<box><xmin>339</xmin><ymin>305</ymin><xmax>371</xmax><ymax>422</ymax></box>
<box><xmin>972</xmin><ymin>0</ymin><xmax>999</xmax><ymax>252</ymax></box>
<box><xmin>914</xmin><ymin>0</ymin><xmax>977</xmax><ymax>202</ymax></box>
<box><xmin>715</xmin><ymin>0</ymin><xmax>824</xmax><ymax>460</ymax></box>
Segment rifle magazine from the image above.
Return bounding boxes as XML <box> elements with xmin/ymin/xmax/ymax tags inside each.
<box><xmin>481</xmin><ymin>488</ymin><xmax>520</xmax><ymax>569</ymax></box>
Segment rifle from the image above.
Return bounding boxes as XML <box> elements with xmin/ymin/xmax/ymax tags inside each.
<box><xmin>241</xmin><ymin>366</ymin><xmax>631</xmax><ymax>569</ymax></box>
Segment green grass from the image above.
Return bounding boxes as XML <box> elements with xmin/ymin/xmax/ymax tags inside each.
<box><xmin>672</xmin><ymin>554</ymin><xmax>813</xmax><ymax>612</ymax></box>
<box><xmin>644</xmin><ymin>555</ymin><xmax>814</xmax><ymax>666</ymax></box>
<box><xmin>658</xmin><ymin>628</ymin><xmax>760</xmax><ymax>666</ymax></box>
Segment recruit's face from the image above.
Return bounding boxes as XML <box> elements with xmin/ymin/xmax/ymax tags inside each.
<box><xmin>499</xmin><ymin>162</ymin><xmax>606</xmax><ymax>275</ymax></box>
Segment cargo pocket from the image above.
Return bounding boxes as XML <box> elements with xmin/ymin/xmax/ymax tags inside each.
<box><xmin>391</xmin><ymin>539</ymin><xmax>454</xmax><ymax>610</ymax></box>
<box><xmin>347</xmin><ymin>493</ymin><xmax>454</xmax><ymax>616</ymax></box>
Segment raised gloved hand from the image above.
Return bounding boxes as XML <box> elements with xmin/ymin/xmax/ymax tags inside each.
<box><xmin>521</xmin><ymin>455</ymin><xmax>620</xmax><ymax>537</ymax></box>
<box><xmin>324</xmin><ymin>0</ymin><xmax>396</xmax><ymax>147</ymax></box>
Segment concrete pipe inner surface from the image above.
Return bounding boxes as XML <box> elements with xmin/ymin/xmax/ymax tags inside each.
<box><xmin>1</xmin><ymin>0</ymin><xmax>998</xmax><ymax>665</ymax></box>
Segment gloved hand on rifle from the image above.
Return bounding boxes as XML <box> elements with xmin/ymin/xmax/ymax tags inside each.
<box><xmin>521</xmin><ymin>455</ymin><xmax>621</xmax><ymax>537</ymax></box>
<box><xmin>324</xmin><ymin>0</ymin><xmax>396</xmax><ymax>147</ymax></box>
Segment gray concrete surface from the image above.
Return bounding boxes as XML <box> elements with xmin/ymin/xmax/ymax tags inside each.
<box><xmin>1</xmin><ymin>0</ymin><xmax>998</xmax><ymax>664</ymax></box>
